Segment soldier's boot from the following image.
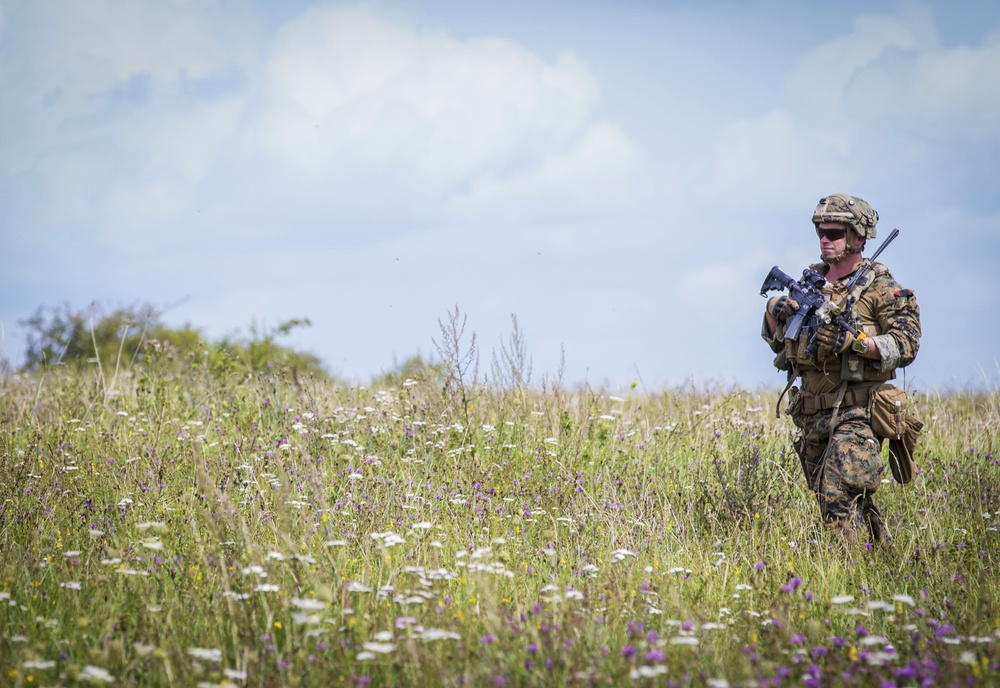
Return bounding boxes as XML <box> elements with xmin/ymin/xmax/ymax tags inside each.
<box><xmin>864</xmin><ymin>503</ymin><xmax>892</xmax><ymax>548</ymax></box>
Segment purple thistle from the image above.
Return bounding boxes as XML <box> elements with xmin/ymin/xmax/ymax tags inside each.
<box><xmin>781</xmin><ymin>576</ymin><xmax>803</xmax><ymax>593</ymax></box>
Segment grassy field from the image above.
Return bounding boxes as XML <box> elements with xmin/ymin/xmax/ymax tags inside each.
<box><xmin>1</xmin><ymin>355</ymin><xmax>998</xmax><ymax>686</ymax></box>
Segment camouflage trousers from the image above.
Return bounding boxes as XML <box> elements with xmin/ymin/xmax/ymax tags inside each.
<box><xmin>791</xmin><ymin>404</ymin><xmax>888</xmax><ymax>543</ymax></box>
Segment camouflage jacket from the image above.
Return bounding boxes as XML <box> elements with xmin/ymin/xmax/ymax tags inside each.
<box><xmin>761</xmin><ymin>259</ymin><xmax>921</xmax><ymax>396</ymax></box>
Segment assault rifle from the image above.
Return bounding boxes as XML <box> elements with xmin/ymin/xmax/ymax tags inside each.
<box><xmin>759</xmin><ymin>228</ymin><xmax>899</xmax><ymax>355</ymax></box>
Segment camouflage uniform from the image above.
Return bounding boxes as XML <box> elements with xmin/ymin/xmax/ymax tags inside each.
<box><xmin>762</xmin><ymin>200</ymin><xmax>921</xmax><ymax>542</ymax></box>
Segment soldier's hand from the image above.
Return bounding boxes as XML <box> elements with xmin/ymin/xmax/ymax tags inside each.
<box><xmin>815</xmin><ymin>323</ymin><xmax>854</xmax><ymax>359</ymax></box>
<box><xmin>767</xmin><ymin>295</ymin><xmax>799</xmax><ymax>321</ymax></box>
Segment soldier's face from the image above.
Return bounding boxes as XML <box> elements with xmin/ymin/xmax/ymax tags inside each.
<box><xmin>817</xmin><ymin>222</ymin><xmax>849</xmax><ymax>258</ymax></box>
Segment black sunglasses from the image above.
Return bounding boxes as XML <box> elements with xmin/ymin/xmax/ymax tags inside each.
<box><xmin>817</xmin><ymin>228</ymin><xmax>847</xmax><ymax>240</ymax></box>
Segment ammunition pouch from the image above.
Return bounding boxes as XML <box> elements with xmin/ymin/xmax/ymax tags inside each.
<box><xmin>868</xmin><ymin>384</ymin><xmax>923</xmax><ymax>484</ymax></box>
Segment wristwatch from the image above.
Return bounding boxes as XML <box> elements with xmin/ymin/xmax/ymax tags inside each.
<box><xmin>851</xmin><ymin>335</ymin><xmax>868</xmax><ymax>354</ymax></box>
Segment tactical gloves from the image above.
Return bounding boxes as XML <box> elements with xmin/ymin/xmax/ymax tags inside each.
<box><xmin>767</xmin><ymin>295</ymin><xmax>799</xmax><ymax>321</ymax></box>
<box><xmin>814</xmin><ymin>322</ymin><xmax>854</xmax><ymax>359</ymax></box>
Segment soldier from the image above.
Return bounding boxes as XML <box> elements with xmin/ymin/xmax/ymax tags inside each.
<box><xmin>761</xmin><ymin>193</ymin><xmax>921</xmax><ymax>545</ymax></box>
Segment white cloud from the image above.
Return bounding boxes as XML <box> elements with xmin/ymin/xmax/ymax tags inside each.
<box><xmin>700</xmin><ymin>9</ymin><xmax>1000</xmax><ymax>208</ymax></box>
<box><xmin>447</xmin><ymin>120</ymin><xmax>642</xmax><ymax>217</ymax></box>
<box><xmin>2</xmin><ymin>1</ymin><xmax>637</xmax><ymax>248</ymax></box>
<box><xmin>785</xmin><ymin>13</ymin><xmax>927</xmax><ymax>124</ymax></box>
<box><xmin>849</xmin><ymin>28</ymin><xmax>1000</xmax><ymax>142</ymax></box>
<box><xmin>254</xmin><ymin>5</ymin><xmax>610</xmax><ymax>191</ymax></box>
<box><xmin>0</xmin><ymin>0</ymin><xmax>253</xmax><ymax>176</ymax></box>
<box><xmin>706</xmin><ymin>111</ymin><xmax>850</xmax><ymax>203</ymax></box>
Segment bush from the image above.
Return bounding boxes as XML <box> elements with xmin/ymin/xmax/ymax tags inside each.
<box><xmin>18</xmin><ymin>303</ymin><xmax>328</xmax><ymax>381</ymax></box>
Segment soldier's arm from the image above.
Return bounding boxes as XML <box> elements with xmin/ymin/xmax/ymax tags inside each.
<box><xmin>869</xmin><ymin>275</ymin><xmax>921</xmax><ymax>372</ymax></box>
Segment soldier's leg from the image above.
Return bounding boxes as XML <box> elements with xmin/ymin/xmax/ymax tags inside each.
<box><xmin>792</xmin><ymin>413</ymin><xmax>827</xmax><ymax>492</ymax></box>
<box><xmin>792</xmin><ymin>411</ymin><xmax>837</xmax><ymax>522</ymax></box>
<box><xmin>824</xmin><ymin>408</ymin><xmax>885</xmax><ymax>536</ymax></box>
<box><xmin>862</xmin><ymin>498</ymin><xmax>890</xmax><ymax>545</ymax></box>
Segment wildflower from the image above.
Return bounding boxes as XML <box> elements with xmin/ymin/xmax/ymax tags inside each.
<box><xmin>754</xmin><ymin>562</ymin><xmax>766</xmax><ymax>571</ymax></box>
<box><xmin>782</xmin><ymin>577</ymin><xmax>803</xmax><ymax>593</ymax></box>
<box><xmin>291</xmin><ymin>598</ymin><xmax>325</xmax><ymax>610</ymax></box>
<box><xmin>621</xmin><ymin>644</ymin><xmax>635</xmax><ymax>658</ymax></box>
<box><xmin>420</xmin><ymin>629</ymin><xmax>461</xmax><ymax>642</ymax></box>
<box><xmin>136</xmin><ymin>521</ymin><xmax>166</xmax><ymax>531</ymax></box>
<box><xmin>80</xmin><ymin>666</ymin><xmax>115</xmax><ymax>683</ymax></box>
<box><xmin>627</xmin><ymin>621</ymin><xmax>645</xmax><ymax>637</ymax></box>
<box><xmin>866</xmin><ymin>601</ymin><xmax>893</xmax><ymax>611</ymax></box>
<box><xmin>482</xmin><ymin>635</ymin><xmax>495</xmax><ymax>645</ymax></box>
<box><xmin>188</xmin><ymin>648</ymin><xmax>223</xmax><ymax>662</ymax></box>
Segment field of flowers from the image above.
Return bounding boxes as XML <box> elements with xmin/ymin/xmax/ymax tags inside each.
<box><xmin>1</xmin><ymin>357</ymin><xmax>999</xmax><ymax>686</ymax></box>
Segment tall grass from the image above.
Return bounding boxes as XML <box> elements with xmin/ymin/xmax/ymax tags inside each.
<box><xmin>1</xmin><ymin>358</ymin><xmax>998</xmax><ymax>686</ymax></box>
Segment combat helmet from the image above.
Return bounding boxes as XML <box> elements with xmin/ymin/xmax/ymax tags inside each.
<box><xmin>812</xmin><ymin>193</ymin><xmax>878</xmax><ymax>240</ymax></box>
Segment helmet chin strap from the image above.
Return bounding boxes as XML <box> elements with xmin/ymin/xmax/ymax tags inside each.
<box><xmin>821</xmin><ymin>248</ymin><xmax>852</xmax><ymax>265</ymax></box>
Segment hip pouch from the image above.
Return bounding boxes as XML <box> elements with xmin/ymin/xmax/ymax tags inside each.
<box><xmin>868</xmin><ymin>384</ymin><xmax>923</xmax><ymax>484</ymax></box>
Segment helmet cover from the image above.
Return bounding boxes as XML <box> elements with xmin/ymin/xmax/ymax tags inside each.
<box><xmin>812</xmin><ymin>193</ymin><xmax>878</xmax><ymax>240</ymax></box>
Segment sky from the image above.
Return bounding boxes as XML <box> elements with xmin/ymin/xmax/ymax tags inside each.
<box><xmin>2</xmin><ymin>0</ymin><xmax>999</xmax><ymax>392</ymax></box>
